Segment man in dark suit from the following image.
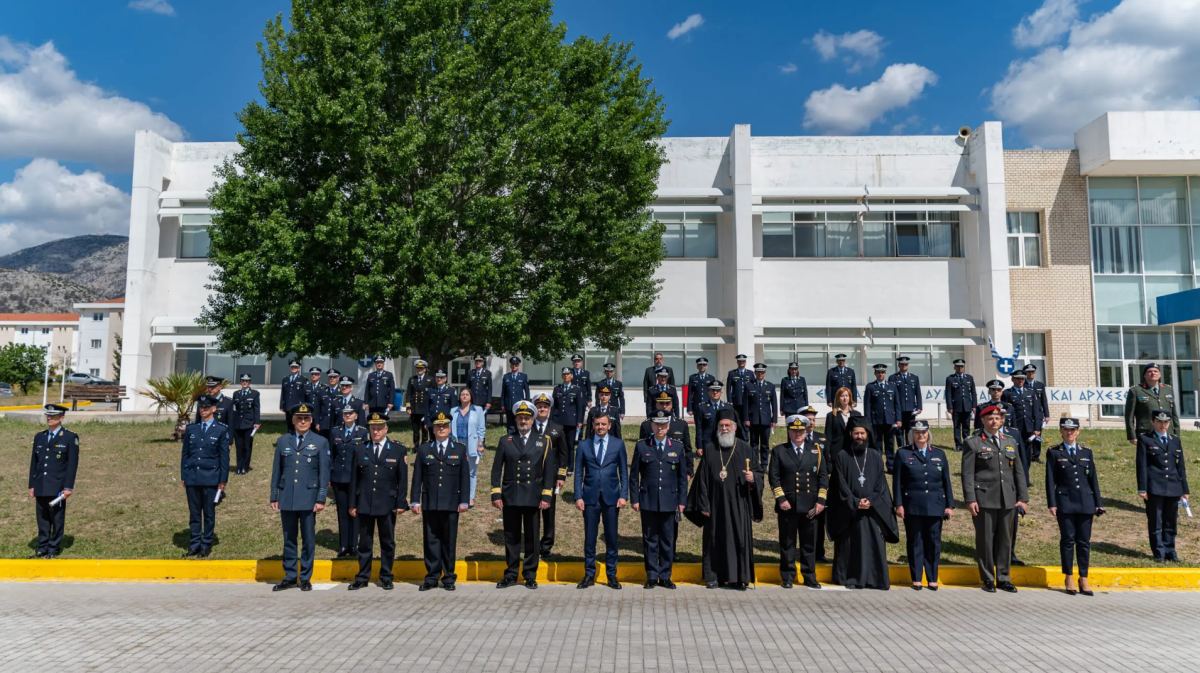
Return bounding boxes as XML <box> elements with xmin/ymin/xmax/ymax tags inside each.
<box><xmin>962</xmin><ymin>404</ymin><xmax>1028</xmax><ymax>594</ymax></box>
<box><xmin>491</xmin><ymin>401</ymin><xmax>554</xmax><ymax>589</ymax></box>
<box><xmin>644</xmin><ymin>368</ymin><xmax>681</xmax><ymax>418</ymax></box>
<box><xmin>27</xmin><ymin>404</ymin><xmax>79</xmax><ymax>559</ymax></box>
<box><xmin>687</xmin><ymin>357</ymin><xmax>717</xmax><ymax>418</ymax></box>
<box><xmin>500</xmin><ymin>356</ymin><xmax>531</xmax><ymax>436</ymax></box>
<box><xmin>569</xmin><ymin>354</ymin><xmax>592</xmax><ymax>408</ymax></box>
<box><xmin>279</xmin><ymin>360</ymin><xmax>307</xmax><ymax>429</ymax></box>
<box><xmin>348</xmin><ymin>412</ymin><xmax>408</xmax><ymax>591</ymax></box>
<box><xmin>467</xmin><ymin>355</ymin><xmax>493</xmax><ymax>412</ymax></box>
<box><xmin>410</xmin><ymin>413</ymin><xmax>470</xmax><ymax>590</ymax></box>
<box><xmin>1137</xmin><ymin>411</ymin><xmax>1190</xmax><ymax>562</ymax></box>
<box><xmin>532</xmin><ymin>393</ymin><xmax>569</xmax><ymax>557</ymax></box>
<box><xmin>180</xmin><ymin>394</ymin><xmax>231</xmax><ymax>559</ymax></box>
<box><xmin>743</xmin><ymin>363</ymin><xmax>778</xmax><ymax>471</ymax></box>
<box><xmin>595</xmin><ymin>363</ymin><xmax>625</xmax><ymax>419</ymax></box>
<box><xmin>404</xmin><ymin>359</ymin><xmax>432</xmax><ymax>446</ymax></box>
<box><xmin>574</xmin><ymin>413</ymin><xmax>628</xmax><ymax>589</ymax></box>
<box><xmin>643</xmin><ymin>352</ymin><xmax>675</xmax><ymax>390</ymax></box>
<box><xmin>824</xmin><ymin>353</ymin><xmax>857</xmax><ymax>407</ymax></box>
<box><xmin>768</xmin><ymin>415</ymin><xmax>828</xmax><ymax>589</ymax></box>
<box><xmin>270</xmin><ymin>403</ymin><xmax>330</xmax><ymax>592</ymax></box>
<box><xmin>366</xmin><ymin>356</ymin><xmax>396</xmax><ymax>415</ymax></box>
<box><xmin>945</xmin><ymin>359</ymin><xmax>977</xmax><ymax>452</ymax></box>
<box><xmin>631</xmin><ymin>410</ymin><xmax>688</xmax><ymax>589</ymax></box>
<box><xmin>779</xmin><ymin>362</ymin><xmax>808</xmax><ymax>417</ymax></box>
<box><xmin>195</xmin><ymin>375</ymin><xmax>235</xmax><ymax>426</ymax></box>
<box><xmin>230</xmin><ymin>374</ymin><xmax>260</xmax><ymax>475</ymax></box>
<box><xmin>330</xmin><ymin>406</ymin><xmax>369</xmax><ymax>557</ymax></box>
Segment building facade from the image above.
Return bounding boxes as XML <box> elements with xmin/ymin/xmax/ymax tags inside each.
<box><xmin>73</xmin><ymin>299</ymin><xmax>125</xmax><ymax>380</ymax></box>
<box><xmin>0</xmin><ymin>314</ymin><xmax>80</xmax><ymax>376</ymax></box>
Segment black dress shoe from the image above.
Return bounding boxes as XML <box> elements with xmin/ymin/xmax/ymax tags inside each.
<box><xmin>706</xmin><ymin>581</ymin><xmax>718</xmax><ymax>589</ymax></box>
<box><xmin>496</xmin><ymin>577</ymin><xmax>517</xmax><ymax>589</ymax></box>
<box><xmin>182</xmin><ymin>549</ymin><xmax>198</xmax><ymax>559</ymax></box>
<box><xmin>780</xmin><ymin>580</ymin><xmax>793</xmax><ymax>589</ymax></box>
<box><xmin>803</xmin><ymin>579</ymin><xmax>821</xmax><ymax>589</ymax></box>
<box><xmin>998</xmin><ymin>581</ymin><xmax>1017</xmax><ymax>593</ymax></box>
<box><xmin>541</xmin><ymin>551</ymin><xmax>553</xmax><ymax>559</ymax></box>
<box><xmin>348</xmin><ymin>581</ymin><xmax>368</xmax><ymax>590</ymax></box>
<box><xmin>198</xmin><ymin>547</ymin><xmax>211</xmax><ymax>558</ymax></box>
<box><xmin>45</xmin><ymin>553</ymin><xmax>59</xmax><ymax>559</ymax></box>
<box><xmin>659</xmin><ymin>580</ymin><xmax>677</xmax><ymax>590</ymax></box>
<box><xmin>643</xmin><ymin>581</ymin><xmax>655</xmax><ymax>589</ymax></box>
<box><xmin>419</xmin><ymin>583</ymin><xmax>436</xmax><ymax>591</ymax></box>
<box><xmin>381</xmin><ymin>581</ymin><xmax>394</xmax><ymax>590</ymax></box>
<box><xmin>911</xmin><ymin>584</ymin><xmax>923</xmax><ymax>591</ymax></box>
<box><xmin>300</xmin><ymin>581</ymin><xmax>313</xmax><ymax>591</ymax></box>
<box><xmin>524</xmin><ymin>579</ymin><xmax>538</xmax><ymax>589</ymax></box>
<box><xmin>982</xmin><ymin>581</ymin><xmax>996</xmax><ymax>593</ymax></box>
<box><xmin>733</xmin><ymin>582</ymin><xmax>748</xmax><ymax>591</ymax></box>
<box><xmin>927</xmin><ymin>585</ymin><xmax>938</xmax><ymax>591</ymax></box>
<box><xmin>1168</xmin><ymin>554</ymin><xmax>1181</xmax><ymax>562</ymax></box>
<box><xmin>1065</xmin><ymin>588</ymin><xmax>1077</xmax><ymax>596</ymax></box>
<box><xmin>577</xmin><ymin>577</ymin><xmax>594</xmax><ymax>589</ymax></box>
<box><xmin>1010</xmin><ymin>558</ymin><xmax>1025</xmax><ymax>566</ymax></box>
<box><xmin>1080</xmin><ymin>589</ymin><xmax>1094</xmax><ymax>597</ymax></box>
<box><xmin>274</xmin><ymin>580</ymin><xmax>298</xmax><ymax>592</ymax></box>
<box><xmin>606</xmin><ymin>579</ymin><xmax>622</xmax><ymax>590</ymax></box>
<box><xmin>443</xmin><ymin>584</ymin><xmax>456</xmax><ymax>591</ymax></box>
<box><xmin>28</xmin><ymin>551</ymin><xmax>44</xmax><ymax>559</ymax></box>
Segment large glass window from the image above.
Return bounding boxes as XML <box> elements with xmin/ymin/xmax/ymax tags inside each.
<box><xmin>862</xmin><ymin>221</ymin><xmax>895</xmax><ymax>257</ymax></box>
<box><xmin>1142</xmin><ymin>226</ymin><xmax>1191</xmax><ymax>274</ymax></box>
<box><xmin>236</xmin><ymin>355</ymin><xmax>267</xmax><ymax>385</ymax></box>
<box><xmin>759</xmin><ymin>203</ymin><xmax>962</xmax><ymax>259</ymax></box>
<box><xmin>1094</xmin><ymin>276</ymin><xmax>1145</xmax><ymax>324</ymax></box>
<box><xmin>1007</xmin><ymin>212</ymin><xmax>1042</xmax><ymax>267</ymax></box>
<box><xmin>1146</xmin><ymin>276</ymin><xmax>1193</xmax><ymax>323</ymax></box>
<box><xmin>179</xmin><ymin>224</ymin><xmax>211</xmax><ymax>259</ymax></box>
<box><xmin>657</xmin><ymin>212</ymin><xmax>717</xmax><ymax>258</ymax></box>
<box><xmin>1012</xmin><ymin>332</ymin><xmax>1046</xmax><ymax>374</ymax></box>
<box><xmin>826</xmin><ymin>216</ymin><xmax>858</xmax><ymax>258</ymax></box>
<box><xmin>1092</xmin><ymin>226</ymin><xmax>1141</xmax><ymax>273</ymax></box>
<box><xmin>1089</xmin><ymin>177</ymin><xmax>1139</xmax><ymax>224</ymax></box>
<box><xmin>1123</xmin><ymin>328</ymin><xmax>1172</xmax><ymax>361</ymax></box>
<box><xmin>1139</xmin><ymin>177</ymin><xmax>1188</xmax><ymax>224</ymax></box>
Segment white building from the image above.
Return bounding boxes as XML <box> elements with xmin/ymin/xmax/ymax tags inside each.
<box><xmin>73</xmin><ymin>298</ymin><xmax>125</xmax><ymax>380</ymax></box>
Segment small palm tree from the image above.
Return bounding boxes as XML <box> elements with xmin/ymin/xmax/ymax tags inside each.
<box><xmin>138</xmin><ymin>371</ymin><xmax>208</xmax><ymax>440</ymax></box>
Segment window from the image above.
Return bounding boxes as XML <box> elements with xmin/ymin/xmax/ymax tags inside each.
<box><xmin>1092</xmin><ymin>226</ymin><xmax>1141</xmax><ymax>273</ymax></box>
<box><xmin>760</xmin><ymin>203</ymin><xmax>962</xmax><ymax>259</ymax></box>
<box><xmin>1006</xmin><ymin>212</ymin><xmax>1041</xmax><ymax>267</ymax></box>
<box><xmin>1140</xmin><ymin>177</ymin><xmax>1188</xmax><ymax>224</ymax></box>
<box><xmin>1089</xmin><ymin>177</ymin><xmax>1138</xmax><ymax>224</ymax></box>
<box><xmin>41</xmin><ymin>328</ymin><xmax>49</xmax><ymax>335</ymax></box>
<box><xmin>1142</xmin><ymin>226</ymin><xmax>1191</xmax><ymax>274</ymax></box>
<box><xmin>92</xmin><ymin>313</ymin><xmax>103</xmax><ymax>321</ymax></box>
<box><xmin>90</xmin><ymin>339</ymin><xmax>102</xmax><ymax>349</ymax></box>
<box><xmin>1094</xmin><ymin>276</ymin><xmax>1145</xmax><ymax>324</ymax></box>
<box><xmin>1096</xmin><ymin>325</ymin><xmax>1200</xmax><ymax>418</ymax></box>
<box><xmin>657</xmin><ymin>212</ymin><xmax>717</xmax><ymax>258</ymax></box>
<box><xmin>89</xmin><ymin>369</ymin><xmax>100</xmax><ymax>377</ymax></box>
<box><xmin>180</xmin><ymin>224</ymin><xmax>211</xmax><ymax>259</ymax></box>
<box><xmin>1012</xmin><ymin>332</ymin><xmax>1046</xmax><ymax>375</ymax></box>
<box><xmin>19</xmin><ymin>328</ymin><xmax>28</xmax><ymax>335</ymax></box>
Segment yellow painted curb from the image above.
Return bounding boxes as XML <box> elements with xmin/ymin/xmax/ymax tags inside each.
<box><xmin>1</xmin><ymin>559</ymin><xmax>1199</xmax><ymax>589</ymax></box>
<box><xmin>0</xmin><ymin>401</ymin><xmax>94</xmax><ymax>411</ymax></box>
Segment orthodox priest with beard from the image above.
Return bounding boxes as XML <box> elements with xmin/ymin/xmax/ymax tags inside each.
<box><xmin>685</xmin><ymin>408</ymin><xmax>763</xmax><ymax>590</ymax></box>
<box><xmin>829</xmin><ymin>415</ymin><xmax>898</xmax><ymax>589</ymax></box>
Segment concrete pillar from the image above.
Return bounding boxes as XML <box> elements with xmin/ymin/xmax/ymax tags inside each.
<box><xmin>729</xmin><ymin>125</ymin><xmax>756</xmax><ymax>364</ymax></box>
<box><xmin>968</xmin><ymin>122</ymin><xmax>1014</xmax><ymax>383</ymax></box>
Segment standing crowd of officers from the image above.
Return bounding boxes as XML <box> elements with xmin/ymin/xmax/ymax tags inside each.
<box><xmin>22</xmin><ymin>353</ymin><xmax>1192</xmax><ymax>594</ymax></box>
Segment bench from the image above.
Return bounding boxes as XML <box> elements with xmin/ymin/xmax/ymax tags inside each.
<box><xmin>64</xmin><ymin>384</ymin><xmax>127</xmax><ymax>410</ymax></box>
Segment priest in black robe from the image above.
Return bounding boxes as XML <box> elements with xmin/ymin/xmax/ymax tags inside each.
<box><xmin>685</xmin><ymin>408</ymin><xmax>763</xmax><ymax>590</ymax></box>
<box><xmin>829</xmin><ymin>416</ymin><xmax>898</xmax><ymax>589</ymax></box>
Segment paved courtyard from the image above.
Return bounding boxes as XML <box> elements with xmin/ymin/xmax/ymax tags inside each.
<box><xmin>2</xmin><ymin>581</ymin><xmax>1196</xmax><ymax>671</ymax></box>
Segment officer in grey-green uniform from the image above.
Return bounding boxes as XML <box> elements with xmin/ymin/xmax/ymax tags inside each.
<box><xmin>962</xmin><ymin>403</ymin><xmax>1029</xmax><ymax>594</ymax></box>
<box><xmin>1125</xmin><ymin>362</ymin><xmax>1179</xmax><ymax>446</ymax></box>
<box><xmin>270</xmin><ymin>403</ymin><xmax>330</xmax><ymax>592</ymax></box>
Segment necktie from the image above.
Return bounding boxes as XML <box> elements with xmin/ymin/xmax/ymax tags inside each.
<box><xmin>597</xmin><ymin>439</ymin><xmax>606</xmax><ymax>463</ymax></box>
<box><xmin>375</xmin><ymin>443</ymin><xmax>382</xmax><ymax>459</ymax></box>
<box><xmin>1161</xmin><ymin>434</ymin><xmax>1168</xmax><ymax>445</ymax></box>
<box><xmin>1068</xmin><ymin>445</ymin><xmax>1075</xmax><ymax>459</ymax></box>
<box><xmin>345</xmin><ymin>427</ymin><xmax>351</xmax><ymax>439</ymax></box>
<box><xmin>297</xmin><ymin>433</ymin><xmax>306</xmax><ymax>446</ymax></box>
<box><xmin>920</xmin><ymin>448</ymin><xmax>926</xmax><ymax>459</ymax></box>
<box><xmin>439</xmin><ymin>442</ymin><xmax>446</xmax><ymax>458</ymax></box>
<box><xmin>658</xmin><ymin>441</ymin><xmax>665</xmax><ymax>455</ymax></box>
<box><xmin>538</xmin><ymin>422</ymin><xmax>544</xmax><ymax>434</ymax></box>
<box><xmin>203</xmin><ymin>421</ymin><xmax>210</xmax><ymax>434</ymax></box>
<box><xmin>1154</xmin><ymin>387</ymin><xmax>1160</xmax><ymax>395</ymax></box>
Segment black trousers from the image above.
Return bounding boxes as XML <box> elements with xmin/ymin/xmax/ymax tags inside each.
<box><xmin>1057</xmin><ymin>512</ymin><xmax>1093</xmax><ymax>577</ymax></box>
<box><xmin>904</xmin><ymin>515</ymin><xmax>943</xmax><ymax>583</ymax></box>
<box><xmin>233</xmin><ymin>428</ymin><xmax>255</xmax><ymax>471</ymax></box>
<box><xmin>815</xmin><ymin>509</ymin><xmax>829</xmax><ymax>560</ymax></box>
<box><xmin>330</xmin><ymin>482</ymin><xmax>357</xmax><ymax>553</ymax></box>
<box><xmin>562</xmin><ymin>429</ymin><xmax>579</xmax><ymax>474</ymax></box>
<box><xmin>34</xmin><ymin>495</ymin><xmax>66</xmax><ymax>554</ymax></box>
<box><xmin>369</xmin><ymin>405</ymin><xmax>389</xmax><ymax>416</ymax></box>
<box><xmin>280</xmin><ymin>510</ymin><xmax>316</xmax><ymax>582</ymax></box>
<box><xmin>410</xmin><ymin>413</ymin><xmax>429</xmax><ymax>446</ymax></box>
<box><xmin>777</xmin><ymin>509</ymin><xmax>818</xmax><ymax>583</ymax></box>
<box><xmin>640</xmin><ymin>510</ymin><xmax>678</xmax><ymax>581</ymax></box>
<box><xmin>422</xmin><ymin>510</ymin><xmax>460</xmax><ymax>585</ymax></box>
<box><xmin>900</xmin><ymin>410</ymin><xmax>919</xmax><ymax>435</ymax></box>
<box><xmin>951</xmin><ymin>411</ymin><xmax>973</xmax><ymax>450</ymax></box>
<box><xmin>749</xmin><ymin>424</ymin><xmax>773</xmax><ymax>471</ymax></box>
<box><xmin>539</xmin><ymin>494</ymin><xmax>558</xmax><ymax>554</ymax></box>
<box><xmin>873</xmin><ymin>424</ymin><xmax>897</xmax><ymax>472</ymax></box>
<box><xmin>185</xmin><ymin>485</ymin><xmax>218</xmax><ymax>550</ymax></box>
<box><xmin>356</xmin><ymin>511</ymin><xmax>397</xmax><ymax>583</ymax></box>
<box><xmin>504</xmin><ymin>411</ymin><xmax>517</xmax><ymax>436</ymax></box>
<box><xmin>1147</xmin><ymin>494</ymin><xmax>1181</xmax><ymax>560</ymax></box>
<box><xmin>502</xmin><ymin>505</ymin><xmax>541</xmax><ymax>581</ymax></box>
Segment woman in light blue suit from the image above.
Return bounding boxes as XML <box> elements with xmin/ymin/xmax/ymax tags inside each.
<box><xmin>450</xmin><ymin>387</ymin><xmax>487</xmax><ymax>507</ymax></box>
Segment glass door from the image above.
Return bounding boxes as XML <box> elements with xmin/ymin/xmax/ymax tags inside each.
<box><xmin>1177</xmin><ymin>362</ymin><xmax>1198</xmax><ymax>418</ymax></box>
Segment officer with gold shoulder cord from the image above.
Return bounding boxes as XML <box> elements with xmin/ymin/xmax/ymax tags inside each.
<box><xmin>491</xmin><ymin>401</ymin><xmax>555</xmax><ymax>589</ymax></box>
<box><xmin>768</xmin><ymin>415</ymin><xmax>828</xmax><ymax>589</ymax></box>
<box><xmin>410</xmin><ymin>413</ymin><xmax>470</xmax><ymax>591</ymax></box>
<box><xmin>348</xmin><ymin>412</ymin><xmax>408</xmax><ymax>591</ymax></box>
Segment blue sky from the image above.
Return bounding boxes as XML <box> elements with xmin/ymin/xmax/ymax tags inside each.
<box><xmin>4</xmin><ymin>0</ymin><xmax>1196</xmax><ymax>254</ymax></box>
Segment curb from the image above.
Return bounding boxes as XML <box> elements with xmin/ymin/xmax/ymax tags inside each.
<box><xmin>0</xmin><ymin>401</ymin><xmax>94</xmax><ymax>412</ymax></box>
<box><xmin>1</xmin><ymin>560</ymin><xmax>1198</xmax><ymax>589</ymax></box>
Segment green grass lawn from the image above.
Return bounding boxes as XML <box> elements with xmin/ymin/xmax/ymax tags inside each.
<box><xmin>0</xmin><ymin>417</ymin><xmax>1196</xmax><ymax>567</ymax></box>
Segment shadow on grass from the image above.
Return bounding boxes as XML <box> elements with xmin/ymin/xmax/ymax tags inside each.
<box><xmin>25</xmin><ymin>534</ymin><xmax>74</xmax><ymax>551</ymax></box>
<box><xmin>171</xmin><ymin>529</ymin><xmax>221</xmax><ymax>551</ymax></box>
<box><xmin>1092</xmin><ymin>541</ymin><xmax>1149</xmax><ymax>561</ymax></box>
<box><xmin>1101</xmin><ymin>499</ymin><xmax>1147</xmax><ymax>514</ymax></box>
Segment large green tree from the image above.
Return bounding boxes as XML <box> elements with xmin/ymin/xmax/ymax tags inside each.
<box><xmin>204</xmin><ymin>0</ymin><xmax>669</xmax><ymax>372</ymax></box>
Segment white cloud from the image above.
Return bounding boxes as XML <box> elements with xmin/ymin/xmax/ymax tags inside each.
<box><xmin>803</xmin><ymin>63</ymin><xmax>937</xmax><ymax>134</ymax></box>
<box><xmin>0</xmin><ymin>37</ymin><xmax>184</xmax><ymax>170</ymax></box>
<box><xmin>810</xmin><ymin>29</ymin><xmax>884</xmax><ymax>73</ymax></box>
<box><xmin>0</xmin><ymin>159</ymin><xmax>130</xmax><ymax>255</ymax></box>
<box><xmin>991</xmin><ymin>0</ymin><xmax>1200</xmax><ymax>148</ymax></box>
<box><xmin>1013</xmin><ymin>0</ymin><xmax>1080</xmax><ymax>48</ymax></box>
<box><xmin>779</xmin><ymin>63</ymin><xmax>798</xmax><ymax>74</ymax></box>
<box><xmin>128</xmin><ymin>0</ymin><xmax>175</xmax><ymax>16</ymax></box>
<box><xmin>667</xmin><ymin>14</ymin><xmax>704</xmax><ymax>40</ymax></box>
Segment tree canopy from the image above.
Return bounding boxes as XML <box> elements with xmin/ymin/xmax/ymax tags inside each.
<box><xmin>204</xmin><ymin>0</ymin><xmax>670</xmax><ymax>372</ymax></box>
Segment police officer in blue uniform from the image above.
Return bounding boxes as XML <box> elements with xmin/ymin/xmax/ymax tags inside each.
<box><xmin>553</xmin><ymin>367</ymin><xmax>587</xmax><ymax>469</ymax></box>
<box><xmin>180</xmin><ymin>394</ymin><xmax>231</xmax><ymax>558</ymax></box>
<box><xmin>863</xmin><ymin>364</ymin><xmax>902</xmax><ymax>473</ymax></box>
<box><xmin>1003</xmin><ymin>372</ymin><xmax>1045</xmax><ymax>468</ymax></box>
<box><xmin>330</xmin><ymin>405</ymin><xmax>369</xmax><ymax>557</ymax></box>
<box><xmin>768</xmin><ymin>415</ymin><xmax>828</xmax><ymax>589</ymax></box>
<box><xmin>366</xmin><ymin>356</ymin><xmax>396</xmax><ymax>415</ymax></box>
<box><xmin>332</xmin><ymin>376</ymin><xmax>368</xmax><ymax>427</ymax></box>
<box><xmin>586</xmin><ymin>385</ymin><xmax>622</xmax><ymax>440</ymax></box>
<box><xmin>231</xmin><ymin>374</ymin><xmax>260</xmax><ymax>475</ymax></box>
<box><xmin>726</xmin><ymin>354</ymin><xmax>754</xmax><ymax>439</ymax></box>
<box><xmin>492</xmin><ymin>401</ymin><xmax>555</xmax><ymax>589</ymax></box>
<box><xmin>645</xmin><ymin>367</ymin><xmax>681</xmax><ymax>418</ymax></box>
<box><xmin>348</xmin><ymin>413</ymin><xmax>408</xmax><ymax>591</ymax></box>
<box><xmin>305</xmin><ymin>367</ymin><xmax>326</xmax><ymax>423</ymax></box>
<box><xmin>687</xmin><ymin>357</ymin><xmax>717</xmax><ymax>418</ymax></box>
<box><xmin>631</xmin><ymin>410</ymin><xmax>689</xmax><ymax>589</ymax></box>
<box><xmin>1023</xmin><ymin>363</ymin><xmax>1050</xmax><ymax>427</ymax></box>
<box><xmin>27</xmin><ymin>404</ymin><xmax>79</xmax><ymax>559</ymax></box>
<box><xmin>270</xmin><ymin>403</ymin><xmax>330</xmax><ymax>592</ymax></box>
<box><xmin>743</xmin><ymin>363</ymin><xmax>778</xmax><ymax>471</ymax></box>
<box><xmin>892</xmin><ymin>420</ymin><xmax>954</xmax><ymax>590</ymax></box>
<box><xmin>974</xmin><ymin>380</ymin><xmax>1015</xmax><ymax>432</ymax></box>
<box><xmin>501</xmin><ymin>356</ymin><xmax>531</xmax><ymax>435</ymax></box>
<box><xmin>568</xmin><ymin>354</ymin><xmax>591</xmax><ymax>408</ymax></box>
<box><xmin>1046</xmin><ymin>418</ymin><xmax>1104</xmax><ymax>595</ymax></box>
<box><xmin>315</xmin><ymin>369</ymin><xmax>341</xmax><ymax>440</ymax></box>
<box><xmin>889</xmin><ymin>356</ymin><xmax>923</xmax><ymax>436</ymax></box>
<box><xmin>639</xmin><ymin>391</ymin><xmax>695</xmax><ymax>476</ymax></box>
<box><xmin>693</xmin><ymin>382</ymin><xmax>735</xmax><ymax>453</ymax></box>
<box><xmin>195</xmin><ymin>375</ymin><xmax>234</xmax><ymax>426</ymax></box>
<box><xmin>279</xmin><ymin>360</ymin><xmax>308</xmax><ymax>429</ymax></box>
<box><xmin>825</xmin><ymin>353</ymin><xmax>857</xmax><ymax>407</ymax></box>
<box><xmin>944</xmin><ymin>359</ymin><xmax>976</xmax><ymax>451</ymax></box>
<box><xmin>1137</xmin><ymin>410</ymin><xmax>1190</xmax><ymax>562</ymax></box>
<box><xmin>595</xmin><ymin>363</ymin><xmax>625</xmax><ymax>419</ymax></box>
<box><xmin>779</xmin><ymin>362</ymin><xmax>808</xmax><ymax>417</ymax></box>
<box><xmin>467</xmin><ymin>355</ymin><xmax>493</xmax><ymax>413</ymax></box>
<box><xmin>426</xmin><ymin>369</ymin><xmax>456</xmax><ymax>428</ymax></box>
<box><xmin>410</xmin><ymin>413</ymin><xmax>470</xmax><ymax>590</ymax></box>
<box><xmin>404</xmin><ymin>360</ymin><xmax>432</xmax><ymax>446</ymax></box>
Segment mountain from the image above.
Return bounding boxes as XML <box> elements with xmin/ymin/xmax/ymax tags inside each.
<box><xmin>0</xmin><ymin>234</ymin><xmax>128</xmax><ymax>304</ymax></box>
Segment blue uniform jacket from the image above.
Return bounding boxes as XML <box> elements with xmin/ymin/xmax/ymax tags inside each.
<box><xmin>349</xmin><ymin>438</ymin><xmax>409</xmax><ymax>515</ymax></box>
<box><xmin>944</xmin><ymin>373</ymin><xmax>977</xmax><ymax>413</ymax></box>
<box><xmin>779</xmin><ymin>375</ymin><xmax>808</xmax><ymax>415</ymax></box>
<box><xmin>410</xmin><ymin>440</ymin><xmax>471</xmax><ymax>511</ymax></box>
<box><xmin>743</xmin><ymin>379</ymin><xmax>778</xmax><ymax>426</ymax></box>
<box><xmin>570</xmin><ymin>368</ymin><xmax>592</xmax><ymax>405</ymax></box>
<box><xmin>467</xmin><ymin>369</ymin><xmax>493</xmax><ymax>407</ymax></box>
<box><xmin>552</xmin><ymin>382</ymin><xmax>587</xmax><ymax>427</ymax></box>
<box><xmin>888</xmin><ymin>372</ymin><xmax>922</xmax><ymax>413</ymax></box>
<box><xmin>270</xmin><ymin>432</ymin><xmax>331</xmax><ymax>510</ymax></box>
<box><xmin>892</xmin><ymin>444</ymin><xmax>954</xmax><ymax>517</ymax></box>
<box><xmin>629</xmin><ymin>437</ymin><xmax>688</xmax><ymax>511</ymax></box>
<box><xmin>501</xmin><ymin>372</ymin><xmax>530</xmax><ymax>410</ymax></box>
<box><xmin>279</xmin><ymin>374</ymin><xmax>308</xmax><ymax>412</ymax></box>
<box><xmin>426</xmin><ymin>384</ymin><xmax>457</xmax><ymax>421</ymax></box>
<box><xmin>180</xmin><ymin>420</ymin><xmax>231</xmax><ymax>487</ymax></box>
<box><xmin>28</xmin><ymin>427</ymin><xmax>80</xmax><ymax>497</ymax></box>
<box><xmin>595</xmin><ymin>377</ymin><xmax>625</xmax><ymax>415</ymax></box>
<box><xmin>825</xmin><ymin>366</ymin><xmax>857</xmax><ymax>405</ymax></box>
<box><xmin>1045</xmin><ymin>443</ymin><xmax>1103</xmax><ymax>514</ymax></box>
<box><xmin>687</xmin><ymin>373</ymin><xmax>718</xmax><ymax>414</ymax></box>
<box><xmin>329</xmin><ymin>423</ymin><xmax>369</xmax><ymax>483</ymax></box>
<box><xmin>1002</xmin><ymin>385</ymin><xmax>1045</xmax><ymax>434</ymax></box>
<box><xmin>365</xmin><ymin>369</ymin><xmax>396</xmax><ymax>408</ymax></box>
<box><xmin>231</xmin><ymin>387</ymin><xmax>261</xmax><ymax>429</ymax></box>
<box><xmin>863</xmin><ymin>380</ymin><xmax>900</xmax><ymax>425</ymax></box>
<box><xmin>573</xmin><ymin>436</ymin><xmax>628</xmax><ymax>507</ymax></box>
<box><xmin>1136</xmin><ymin>432</ymin><xmax>1190</xmax><ymax>498</ymax></box>
<box><xmin>726</xmin><ymin>368</ymin><xmax>754</xmax><ymax>407</ymax></box>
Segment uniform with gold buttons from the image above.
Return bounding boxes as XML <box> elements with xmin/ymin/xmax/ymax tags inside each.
<box><xmin>269</xmin><ymin>403</ymin><xmax>331</xmax><ymax>587</ymax></box>
<box><xmin>410</xmin><ymin>412</ymin><xmax>470</xmax><ymax>589</ymax></box>
<box><xmin>1046</xmin><ymin>418</ymin><xmax>1104</xmax><ymax>584</ymax></box>
<box><xmin>349</xmin><ymin>412</ymin><xmax>409</xmax><ymax>589</ymax></box>
<box><xmin>491</xmin><ymin>401</ymin><xmax>555</xmax><ymax>586</ymax></box>
<box><xmin>768</xmin><ymin>415</ymin><xmax>829</xmax><ymax>588</ymax></box>
<box><xmin>630</xmin><ymin>410</ymin><xmax>689</xmax><ymax>587</ymax></box>
<box><xmin>27</xmin><ymin>404</ymin><xmax>79</xmax><ymax>559</ymax></box>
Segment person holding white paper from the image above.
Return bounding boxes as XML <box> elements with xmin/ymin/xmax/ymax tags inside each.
<box><xmin>180</xmin><ymin>395</ymin><xmax>231</xmax><ymax>558</ymax></box>
<box><xmin>27</xmin><ymin>404</ymin><xmax>79</xmax><ymax>559</ymax></box>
